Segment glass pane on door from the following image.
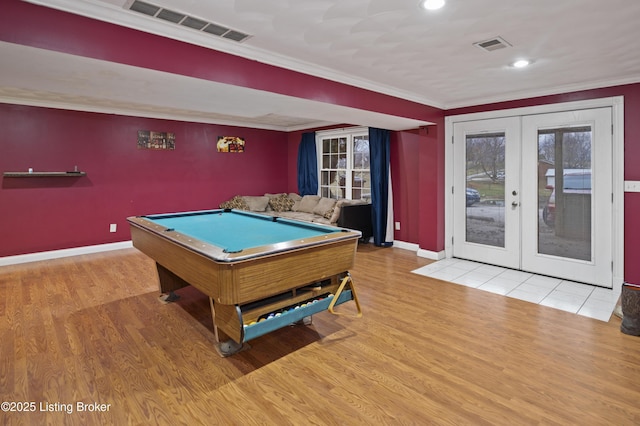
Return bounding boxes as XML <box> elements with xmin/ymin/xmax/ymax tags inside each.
<box><xmin>465</xmin><ymin>132</ymin><xmax>506</xmax><ymax>248</ymax></box>
<box><xmin>537</xmin><ymin>127</ymin><xmax>592</xmax><ymax>261</ymax></box>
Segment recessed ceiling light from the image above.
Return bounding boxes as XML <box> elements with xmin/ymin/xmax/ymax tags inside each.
<box><xmin>512</xmin><ymin>59</ymin><xmax>530</xmax><ymax>68</ymax></box>
<box><xmin>420</xmin><ymin>0</ymin><xmax>445</xmax><ymax>11</ymax></box>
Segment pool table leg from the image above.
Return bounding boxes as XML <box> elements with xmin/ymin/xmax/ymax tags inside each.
<box><xmin>155</xmin><ymin>263</ymin><xmax>187</xmax><ymax>300</ymax></box>
<box><xmin>209</xmin><ymin>297</ymin><xmax>245</xmax><ymax>356</ymax></box>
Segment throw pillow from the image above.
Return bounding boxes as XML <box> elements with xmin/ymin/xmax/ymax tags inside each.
<box><xmin>329</xmin><ymin>204</ymin><xmax>342</xmax><ymax>223</ymax></box>
<box><xmin>324</xmin><ymin>207</ymin><xmax>335</xmax><ymax>220</ymax></box>
<box><xmin>269</xmin><ymin>194</ymin><xmax>295</xmax><ymax>212</ymax></box>
<box><xmin>313</xmin><ymin>197</ymin><xmax>337</xmax><ymax>217</ymax></box>
<box><xmin>242</xmin><ymin>196</ymin><xmax>270</xmax><ymax>212</ymax></box>
<box><xmin>294</xmin><ymin>195</ymin><xmax>321</xmax><ymax>213</ymax></box>
<box><xmin>288</xmin><ymin>193</ymin><xmax>303</xmax><ymax>211</ymax></box>
<box><xmin>264</xmin><ymin>193</ymin><xmax>287</xmax><ymax>199</ymax></box>
<box><xmin>219</xmin><ymin>195</ymin><xmax>249</xmax><ymax>210</ymax></box>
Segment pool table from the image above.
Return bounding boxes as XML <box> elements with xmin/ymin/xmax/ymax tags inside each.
<box><xmin>128</xmin><ymin>209</ymin><xmax>362</xmax><ymax>355</ymax></box>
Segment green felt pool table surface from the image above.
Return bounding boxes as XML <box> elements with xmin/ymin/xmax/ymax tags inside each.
<box><xmin>146</xmin><ymin>209</ymin><xmax>342</xmax><ymax>253</ymax></box>
<box><xmin>128</xmin><ymin>208</ymin><xmax>360</xmax><ymax>263</ymax></box>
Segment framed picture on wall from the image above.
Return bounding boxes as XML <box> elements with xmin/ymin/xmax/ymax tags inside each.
<box><xmin>137</xmin><ymin>130</ymin><xmax>175</xmax><ymax>150</ymax></box>
<box><xmin>217</xmin><ymin>136</ymin><xmax>245</xmax><ymax>152</ymax></box>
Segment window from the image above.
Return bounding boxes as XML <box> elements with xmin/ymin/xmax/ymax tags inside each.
<box><xmin>317</xmin><ymin>128</ymin><xmax>370</xmax><ymax>200</ymax></box>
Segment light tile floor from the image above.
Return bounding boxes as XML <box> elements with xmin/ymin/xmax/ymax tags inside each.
<box><xmin>412</xmin><ymin>258</ymin><xmax>620</xmax><ymax>322</ymax></box>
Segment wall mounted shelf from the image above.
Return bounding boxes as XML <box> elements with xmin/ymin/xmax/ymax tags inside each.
<box><xmin>3</xmin><ymin>171</ymin><xmax>86</xmax><ymax>178</ymax></box>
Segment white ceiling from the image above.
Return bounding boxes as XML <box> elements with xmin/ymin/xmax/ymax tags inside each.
<box><xmin>7</xmin><ymin>0</ymin><xmax>640</xmax><ymax>131</ymax></box>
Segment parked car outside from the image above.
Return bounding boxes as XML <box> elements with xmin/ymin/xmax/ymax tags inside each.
<box><xmin>542</xmin><ymin>171</ymin><xmax>591</xmax><ymax>226</ymax></box>
<box><xmin>466</xmin><ymin>187</ymin><xmax>481</xmax><ymax>206</ymax></box>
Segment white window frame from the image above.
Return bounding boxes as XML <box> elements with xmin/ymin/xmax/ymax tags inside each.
<box><xmin>316</xmin><ymin>127</ymin><xmax>370</xmax><ymax>200</ymax></box>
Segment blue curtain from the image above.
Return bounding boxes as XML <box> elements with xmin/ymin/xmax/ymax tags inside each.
<box><xmin>297</xmin><ymin>132</ymin><xmax>318</xmax><ymax>196</ymax></box>
<box><xmin>369</xmin><ymin>128</ymin><xmax>393</xmax><ymax>247</ymax></box>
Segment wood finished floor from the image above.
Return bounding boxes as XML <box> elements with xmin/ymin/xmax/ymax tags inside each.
<box><xmin>1</xmin><ymin>245</ymin><xmax>640</xmax><ymax>425</ymax></box>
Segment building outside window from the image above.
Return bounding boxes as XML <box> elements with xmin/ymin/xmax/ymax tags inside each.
<box><xmin>317</xmin><ymin>128</ymin><xmax>370</xmax><ymax>201</ymax></box>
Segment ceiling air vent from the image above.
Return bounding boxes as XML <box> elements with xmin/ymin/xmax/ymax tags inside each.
<box><xmin>222</xmin><ymin>30</ymin><xmax>250</xmax><ymax>43</ymax></box>
<box><xmin>129</xmin><ymin>0</ymin><xmax>159</xmax><ymax>16</ymax></box>
<box><xmin>156</xmin><ymin>9</ymin><xmax>185</xmax><ymax>24</ymax></box>
<box><xmin>473</xmin><ymin>36</ymin><xmax>512</xmax><ymax>52</ymax></box>
<box><xmin>203</xmin><ymin>23</ymin><xmax>229</xmax><ymax>36</ymax></box>
<box><xmin>181</xmin><ymin>17</ymin><xmax>208</xmax><ymax>30</ymax></box>
<box><xmin>127</xmin><ymin>0</ymin><xmax>252</xmax><ymax>43</ymax></box>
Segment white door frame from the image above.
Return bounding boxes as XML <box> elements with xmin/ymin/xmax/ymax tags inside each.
<box><xmin>444</xmin><ymin>96</ymin><xmax>624</xmax><ymax>293</ymax></box>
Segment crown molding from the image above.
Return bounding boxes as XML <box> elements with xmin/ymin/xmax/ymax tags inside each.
<box><xmin>444</xmin><ymin>75</ymin><xmax>640</xmax><ymax>110</ymax></box>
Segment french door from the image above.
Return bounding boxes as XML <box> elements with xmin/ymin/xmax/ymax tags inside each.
<box><xmin>453</xmin><ymin>117</ymin><xmax>521</xmax><ymax>269</ymax></box>
<box><xmin>452</xmin><ymin>108</ymin><xmax>612</xmax><ymax>287</ymax></box>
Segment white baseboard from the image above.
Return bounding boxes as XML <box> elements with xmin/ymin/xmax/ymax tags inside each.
<box><xmin>0</xmin><ymin>241</ymin><xmax>134</xmax><ymax>267</ymax></box>
<box><xmin>392</xmin><ymin>240</ymin><xmax>419</xmax><ymax>251</ymax></box>
<box><xmin>391</xmin><ymin>240</ymin><xmax>445</xmax><ymax>260</ymax></box>
<box><xmin>416</xmin><ymin>248</ymin><xmax>446</xmax><ymax>260</ymax></box>
<box><xmin>2</xmin><ymin>239</ymin><xmax>446</xmax><ymax>266</ymax></box>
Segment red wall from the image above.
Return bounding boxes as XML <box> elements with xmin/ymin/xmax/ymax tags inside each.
<box><xmin>0</xmin><ymin>104</ymin><xmax>288</xmax><ymax>257</ymax></box>
<box><xmin>388</xmin><ymin>122</ymin><xmax>446</xmax><ymax>250</ymax></box>
<box><xmin>390</xmin><ymin>130</ymin><xmax>423</xmax><ymax>244</ymax></box>
<box><xmin>418</xmin><ymin>121</ymin><xmax>446</xmax><ymax>252</ymax></box>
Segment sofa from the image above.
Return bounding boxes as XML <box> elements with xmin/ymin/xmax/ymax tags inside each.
<box><xmin>220</xmin><ymin>193</ymin><xmax>373</xmax><ymax>241</ymax></box>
